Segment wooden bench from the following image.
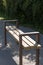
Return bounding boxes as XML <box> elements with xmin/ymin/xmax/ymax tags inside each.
<box><xmin>4</xmin><ymin>20</ymin><xmax>41</xmax><ymax>65</ymax></box>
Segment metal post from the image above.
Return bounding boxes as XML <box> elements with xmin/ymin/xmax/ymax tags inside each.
<box><xmin>19</xmin><ymin>35</ymin><xmax>22</xmax><ymax>65</ymax></box>
<box><xmin>36</xmin><ymin>34</ymin><xmax>40</xmax><ymax>65</ymax></box>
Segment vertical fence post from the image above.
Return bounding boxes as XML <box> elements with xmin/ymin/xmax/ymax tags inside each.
<box><xmin>19</xmin><ymin>35</ymin><xmax>22</xmax><ymax>65</ymax></box>
<box><xmin>36</xmin><ymin>34</ymin><xmax>40</xmax><ymax>65</ymax></box>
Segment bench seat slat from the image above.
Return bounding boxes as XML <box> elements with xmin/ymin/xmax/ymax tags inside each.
<box><xmin>6</xmin><ymin>26</ymin><xmax>35</xmax><ymax>46</ymax></box>
<box><xmin>13</xmin><ymin>29</ymin><xmax>36</xmax><ymax>45</ymax></box>
<box><xmin>13</xmin><ymin>30</ymin><xmax>35</xmax><ymax>46</ymax></box>
<box><xmin>16</xmin><ymin>29</ymin><xmax>36</xmax><ymax>44</ymax></box>
<box><xmin>6</xmin><ymin>27</ymin><xmax>30</xmax><ymax>49</ymax></box>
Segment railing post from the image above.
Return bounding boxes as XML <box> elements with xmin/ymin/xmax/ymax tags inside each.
<box><xmin>19</xmin><ymin>35</ymin><xmax>22</xmax><ymax>65</ymax></box>
<box><xmin>36</xmin><ymin>34</ymin><xmax>40</xmax><ymax>65</ymax></box>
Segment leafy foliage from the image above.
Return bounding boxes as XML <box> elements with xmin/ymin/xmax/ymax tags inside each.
<box><xmin>0</xmin><ymin>0</ymin><xmax>43</xmax><ymax>28</ymax></box>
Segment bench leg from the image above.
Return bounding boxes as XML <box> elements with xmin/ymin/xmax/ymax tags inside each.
<box><xmin>16</xmin><ymin>21</ymin><xmax>19</xmax><ymax>28</ymax></box>
<box><xmin>4</xmin><ymin>22</ymin><xmax>7</xmax><ymax>45</ymax></box>
<box><xmin>36</xmin><ymin>33</ymin><xmax>40</xmax><ymax>65</ymax></box>
<box><xmin>36</xmin><ymin>49</ymin><xmax>40</xmax><ymax>65</ymax></box>
<box><xmin>19</xmin><ymin>35</ymin><xmax>22</xmax><ymax>65</ymax></box>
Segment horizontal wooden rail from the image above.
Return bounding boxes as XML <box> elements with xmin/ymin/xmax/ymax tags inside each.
<box><xmin>2</xmin><ymin>19</ymin><xmax>18</xmax><ymax>23</ymax></box>
<box><xmin>19</xmin><ymin>32</ymin><xmax>39</xmax><ymax>36</ymax></box>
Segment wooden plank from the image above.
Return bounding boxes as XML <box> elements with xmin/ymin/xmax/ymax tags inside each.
<box><xmin>2</xmin><ymin>19</ymin><xmax>18</xmax><ymax>23</ymax></box>
<box><xmin>19</xmin><ymin>32</ymin><xmax>39</xmax><ymax>36</ymax></box>
<box><xmin>14</xmin><ymin>29</ymin><xmax>36</xmax><ymax>46</ymax></box>
<box><xmin>6</xmin><ymin>26</ymin><xmax>35</xmax><ymax>46</ymax></box>
<box><xmin>14</xmin><ymin>29</ymin><xmax>34</xmax><ymax>46</ymax></box>
<box><xmin>7</xmin><ymin>30</ymin><xmax>30</xmax><ymax>49</ymax></box>
<box><xmin>16</xmin><ymin>29</ymin><xmax>36</xmax><ymax>44</ymax></box>
<box><xmin>6</xmin><ymin>26</ymin><xmax>30</xmax><ymax>48</ymax></box>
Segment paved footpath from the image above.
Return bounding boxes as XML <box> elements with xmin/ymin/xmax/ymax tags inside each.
<box><xmin>0</xmin><ymin>21</ymin><xmax>43</xmax><ymax>65</ymax></box>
